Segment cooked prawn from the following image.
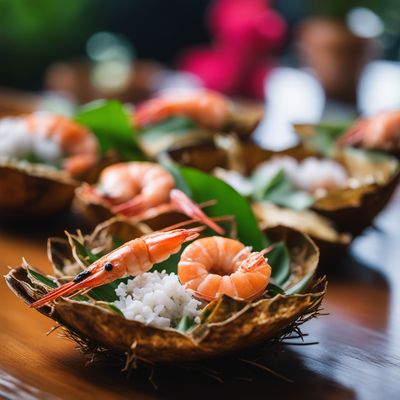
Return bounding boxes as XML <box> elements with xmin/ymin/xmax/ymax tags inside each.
<box><xmin>25</xmin><ymin>113</ymin><xmax>99</xmax><ymax>176</ymax></box>
<box><xmin>135</xmin><ymin>89</ymin><xmax>232</xmax><ymax>130</ymax></box>
<box><xmin>178</xmin><ymin>237</ymin><xmax>271</xmax><ymax>301</ymax></box>
<box><xmin>31</xmin><ymin>227</ymin><xmax>201</xmax><ymax>308</ymax></box>
<box><xmin>86</xmin><ymin>161</ymin><xmax>224</xmax><ymax>234</ymax></box>
<box><xmin>339</xmin><ymin>110</ymin><xmax>400</xmax><ymax>151</ymax></box>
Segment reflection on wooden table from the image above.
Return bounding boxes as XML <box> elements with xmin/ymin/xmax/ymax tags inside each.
<box><xmin>1</xmin><ymin>192</ymin><xmax>399</xmax><ymax>400</ymax></box>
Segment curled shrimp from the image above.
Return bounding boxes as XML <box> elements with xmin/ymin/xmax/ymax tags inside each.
<box><xmin>24</xmin><ymin>113</ymin><xmax>99</xmax><ymax>176</ymax></box>
<box><xmin>31</xmin><ymin>227</ymin><xmax>201</xmax><ymax>308</ymax></box>
<box><xmin>339</xmin><ymin>110</ymin><xmax>400</xmax><ymax>151</ymax></box>
<box><xmin>135</xmin><ymin>89</ymin><xmax>233</xmax><ymax>130</ymax></box>
<box><xmin>84</xmin><ymin>161</ymin><xmax>224</xmax><ymax>234</ymax></box>
<box><xmin>178</xmin><ymin>237</ymin><xmax>271</xmax><ymax>301</ymax></box>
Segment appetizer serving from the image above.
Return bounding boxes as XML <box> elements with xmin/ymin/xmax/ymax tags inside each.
<box><xmin>296</xmin><ymin>110</ymin><xmax>400</xmax><ymax>158</ymax></box>
<box><xmin>6</xmin><ymin>218</ymin><xmax>325</xmax><ymax>362</ymax></box>
<box><xmin>167</xmin><ymin>137</ymin><xmax>399</xmax><ymax>239</ymax></box>
<box><xmin>339</xmin><ymin>110</ymin><xmax>400</xmax><ymax>156</ymax></box>
<box><xmin>134</xmin><ymin>89</ymin><xmax>262</xmax><ymax>157</ymax></box>
<box><xmin>0</xmin><ymin>112</ymin><xmax>100</xmax><ymax>219</ymax></box>
<box><xmin>75</xmin><ymin>161</ymin><xmax>224</xmax><ymax>233</ymax></box>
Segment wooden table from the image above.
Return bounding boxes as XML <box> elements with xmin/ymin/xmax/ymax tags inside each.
<box><xmin>1</xmin><ymin>193</ymin><xmax>400</xmax><ymax>400</ymax></box>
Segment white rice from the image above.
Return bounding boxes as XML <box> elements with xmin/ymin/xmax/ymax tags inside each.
<box><xmin>114</xmin><ymin>271</ymin><xmax>202</xmax><ymax>329</ymax></box>
<box><xmin>214</xmin><ymin>167</ymin><xmax>254</xmax><ymax>196</ymax></box>
<box><xmin>253</xmin><ymin>156</ymin><xmax>348</xmax><ymax>193</ymax></box>
<box><xmin>0</xmin><ymin>115</ymin><xmax>62</xmax><ymax>164</ymax></box>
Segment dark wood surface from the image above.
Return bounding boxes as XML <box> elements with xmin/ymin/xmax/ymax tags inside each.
<box><xmin>1</xmin><ymin>191</ymin><xmax>399</xmax><ymax>400</ymax></box>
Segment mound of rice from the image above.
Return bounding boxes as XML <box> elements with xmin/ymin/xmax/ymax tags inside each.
<box><xmin>253</xmin><ymin>156</ymin><xmax>348</xmax><ymax>192</ymax></box>
<box><xmin>0</xmin><ymin>115</ymin><xmax>62</xmax><ymax>164</ymax></box>
<box><xmin>114</xmin><ymin>271</ymin><xmax>202</xmax><ymax>329</ymax></box>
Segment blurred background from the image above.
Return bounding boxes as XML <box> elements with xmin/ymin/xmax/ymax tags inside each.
<box><xmin>1</xmin><ymin>0</ymin><xmax>400</xmax><ymax>132</ymax></box>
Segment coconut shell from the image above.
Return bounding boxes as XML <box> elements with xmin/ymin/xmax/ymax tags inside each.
<box><xmin>167</xmin><ymin>138</ymin><xmax>399</xmax><ymax>236</ymax></box>
<box><xmin>0</xmin><ymin>161</ymin><xmax>77</xmax><ymax>220</ymax></box>
<box><xmin>5</xmin><ymin>224</ymin><xmax>325</xmax><ymax>363</ymax></box>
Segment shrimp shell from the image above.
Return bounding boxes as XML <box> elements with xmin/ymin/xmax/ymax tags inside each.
<box><xmin>178</xmin><ymin>236</ymin><xmax>271</xmax><ymax>301</ymax></box>
<box><xmin>25</xmin><ymin>113</ymin><xmax>99</xmax><ymax>176</ymax></box>
<box><xmin>97</xmin><ymin>162</ymin><xmax>175</xmax><ymax>213</ymax></box>
<box><xmin>135</xmin><ymin>89</ymin><xmax>232</xmax><ymax>129</ymax></box>
<box><xmin>340</xmin><ymin>110</ymin><xmax>400</xmax><ymax>151</ymax></box>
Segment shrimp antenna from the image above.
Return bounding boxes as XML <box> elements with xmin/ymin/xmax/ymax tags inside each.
<box><xmin>158</xmin><ymin>218</ymin><xmax>200</xmax><ymax>231</ymax></box>
<box><xmin>157</xmin><ymin>221</ymin><xmax>206</xmax><ymax>233</ymax></box>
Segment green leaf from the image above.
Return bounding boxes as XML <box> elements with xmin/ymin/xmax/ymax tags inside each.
<box><xmin>268</xmin><ymin>242</ymin><xmax>291</xmax><ymax>285</ymax></box>
<box><xmin>27</xmin><ymin>268</ymin><xmax>57</xmax><ymax>289</ymax></box>
<box><xmin>285</xmin><ymin>273</ymin><xmax>314</xmax><ymax>295</ymax></box>
<box><xmin>67</xmin><ymin>234</ymin><xmax>99</xmax><ymax>267</ymax></box>
<box><xmin>140</xmin><ymin>116</ymin><xmax>196</xmax><ymax>137</ymax></box>
<box><xmin>27</xmin><ymin>263</ymin><xmax>125</xmax><ymax>303</ymax></box>
<box><xmin>88</xmin><ymin>278</ymin><xmax>128</xmax><ymax>302</ymax></box>
<box><xmin>139</xmin><ymin>117</ymin><xmax>199</xmax><ymax>157</ymax></box>
<box><xmin>95</xmin><ymin>301</ymin><xmax>124</xmax><ymax>317</ymax></box>
<box><xmin>75</xmin><ymin>100</ymin><xmax>144</xmax><ymax>161</ymax></box>
<box><xmin>175</xmin><ymin>315</ymin><xmax>197</xmax><ymax>332</ymax></box>
<box><xmin>27</xmin><ymin>268</ymin><xmax>88</xmax><ymax>302</ymax></box>
<box><xmin>266</xmin><ymin>282</ymin><xmax>285</xmax><ymax>297</ymax></box>
<box><xmin>158</xmin><ymin>153</ymin><xmax>192</xmax><ymax>196</ymax></box>
<box><xmin>252</xmin><ymin>169</ymin><xmax>286</xmax><ymax>199</ymax></box>
<box><xmin>200</xmin><ymin>295</ymin><xmax>247</xmax><ymax>324</ymax></box>
<box><xmin>307</xmin><ymin>122</ymin><xmax>351</xmax><ymax>156</ymax></box>
<box><xmin>180</xmin><ymin>166</ymin><xmax>266</xmax><ymax>250</ymax></box>
<box><xmin>151</xmin><ymin>251</ymin><xmax>181</xmax><ymax>274</ymax></box>
<box><xmin>253</xmin><ymin>170</ymin><xmax>314</xmax><ymax>211</ymax></box>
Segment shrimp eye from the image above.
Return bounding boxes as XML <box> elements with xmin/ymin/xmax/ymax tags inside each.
<box><xmin>104</xmin><ymin>262</ymin><xmax>113</xmax><ymax>272</ymax></box>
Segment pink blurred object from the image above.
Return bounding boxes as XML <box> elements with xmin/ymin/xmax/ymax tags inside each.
<box><xmin>210</xmin><ymin>0</ymin><xmax>286</xmax><ymax>52</ymax></box>
<box><xmin>240</xmin><ymin>62</ymin><xmax>275</xmax><ymax>99</ymax></box>
<box><xmin>178</xmin><ymin>0</ymin><xmax>287</xmax><ymax>98</ymax></box>
<box><xmin>178</xmin><ymin>46</ymin><xmax>242</xmax><ymax>94</ymax></box>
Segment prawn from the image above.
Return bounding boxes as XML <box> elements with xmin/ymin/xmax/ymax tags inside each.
<box><xmin>178</xmin><ymin>236</ymin><xmax>271</xmax><ymax>301</ymax></box>
<box><xmin>135</xmin><ymin>89</ymin><xmax>232</xmax><ymax>130</ymax></box>
<box><xmin>339</xmin><ymin>110</ymin><xmax>400</xmax><ymax>151</ymax></box>
<box><xmin>25</xmin><ymin>113</ymin><xmax>99</xmax><ymax>176</ymax></box>
<box><xmin>85</xmin><ymin>161</ymin><xmax>224</xmax><ymax>234</ymax></box>
<box><xmin>31</xmin><ymin>227</ymin><xmax>201</xmax><ymax>308</ymax></box>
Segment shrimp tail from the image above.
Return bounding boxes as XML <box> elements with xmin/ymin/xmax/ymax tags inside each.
<box><xmin>169</xmin><ymin>189</ymin><xmax>225</xmax><ymax>235</ymax></box>
<box><xmin>338</xmin><ymin>119</ymin><xmax>368</xmax><ymax>146</ymax></box>
<box><xmin>143</xmin><ymin>227</ymin><xmax>202</xmax><ymax>264</ymax></box>
<box><xmin>112</xmin><ymin>197</ymin><xmax>144</xmax><ymax>216</ymax></box>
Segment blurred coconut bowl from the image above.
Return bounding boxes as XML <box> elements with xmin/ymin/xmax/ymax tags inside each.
<box><xmin>294</xmin><ymin>124</ymin><xmax>400</xmax><ymax>234</ymax></box>
<box><xmin>0</xmin><ymin>150</ymin><xmax>116</xmax><ymax>221</ymax></box>
<box><xmin>137</xmin><ymin>100</ymin><xmax>263</xmax><ymax>159</ymax></box>
<box><xmin>0</xmin><ymin>88</ymin><xmax>42</xmax><ymax>117</ymax></box>
<box><xmin>5</xmin><ymin>218</ymin><xmax>325</xmax><ymax>363</ymax></box>
<box><xmin>166</xmin><ymin>137</ymin><xmax>399</xmax><ymax>237</ymax></box>
<box><xmin>0</xmin><ymin>161</ymin><xmax>77</xmax><ymax>220</ymax></box>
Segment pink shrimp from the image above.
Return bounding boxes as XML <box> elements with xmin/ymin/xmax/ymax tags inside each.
<box><xmin>339</xmin><ymin>110</ymin><xmax>400</xmax><ymax>151</ymax></box>
<box><xmin>135</xmin><ymin>89</ymin><xmax>232</xmax><ymax>130</ymax></box>
<box><xmin>178</xmin><ymin>237</ymin><xmax>271</xmax><ymax>301</ymax></box>
<box><xmin>85</xmin><ymin>161</ymin><xmax>224</xmax><ymax>234</ymax></box>
<box><xmin>31</xmin><ymin>227</ymin><xmax>201</xmax><ymax>308</ymax></box>
<box><xmin>25</xmin><ymin>113</ymin><xmax>99</xmax><ymax>176</ymax></box>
